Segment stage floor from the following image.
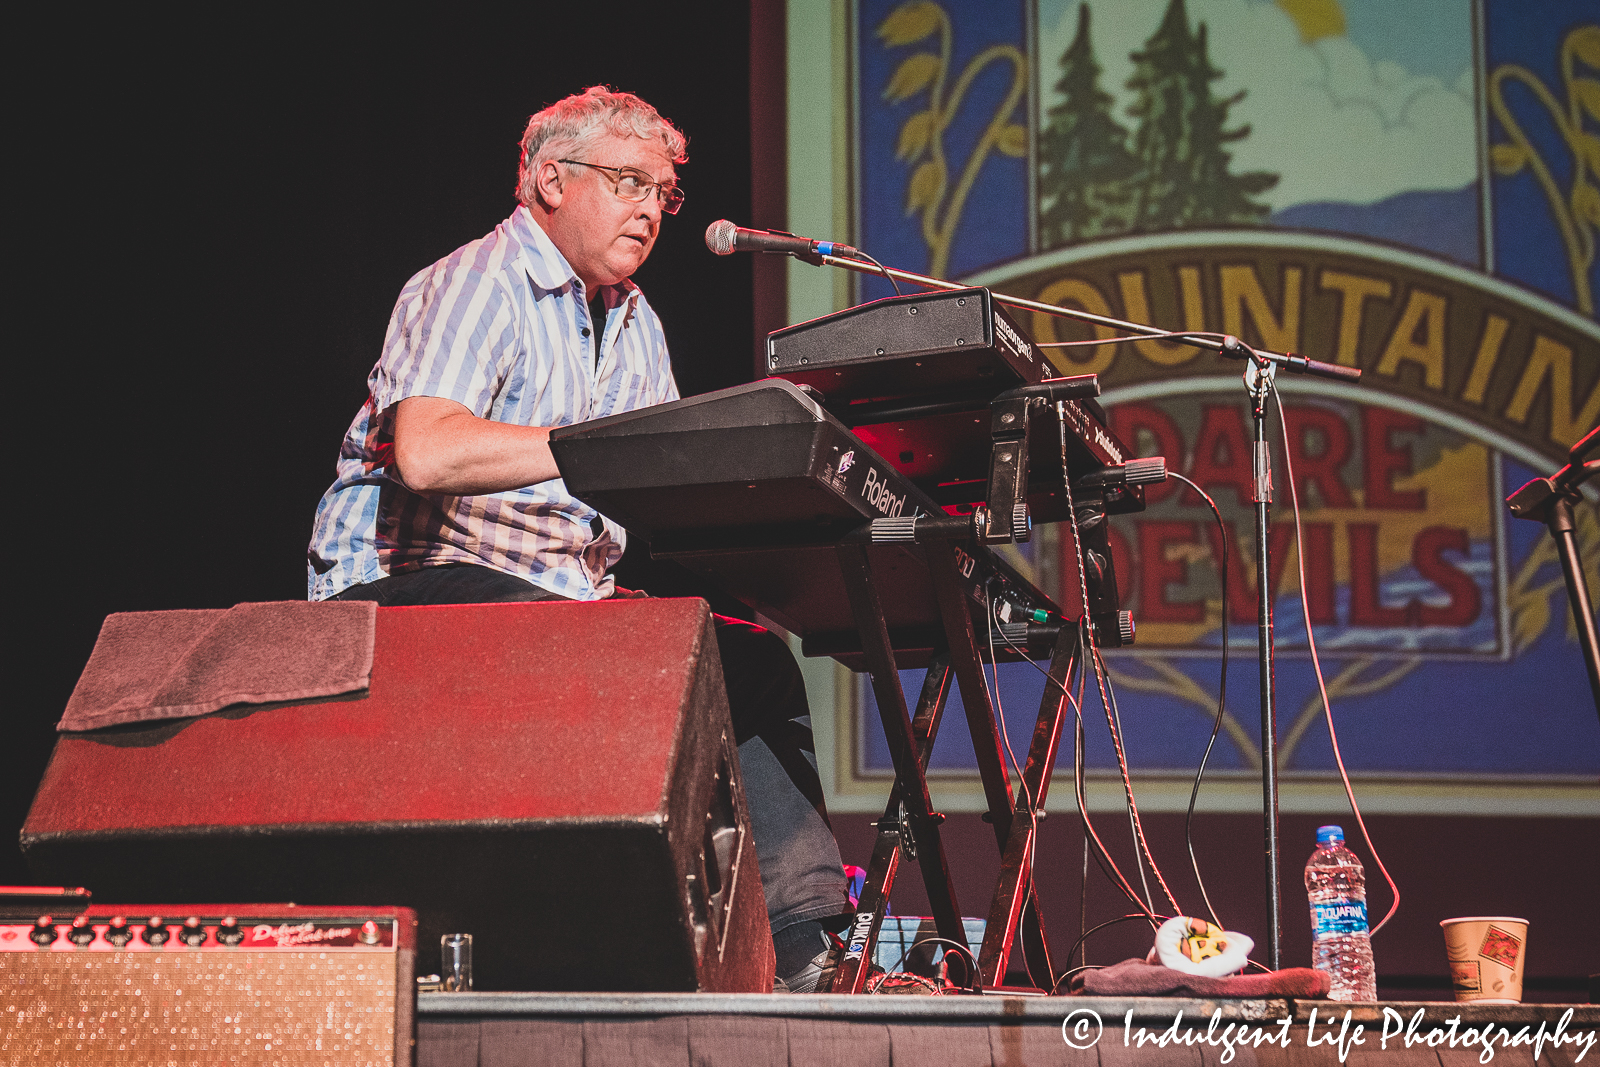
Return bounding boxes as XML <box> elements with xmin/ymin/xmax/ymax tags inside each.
<box><xmin>416</xmin><ymin>993</ymin><xmax>1597</xmax><ymax>1066</ymax></box>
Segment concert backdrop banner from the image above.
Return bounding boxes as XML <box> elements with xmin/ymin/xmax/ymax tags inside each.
<box><xmin>781</xmin><ymin>0</ymin><xmax>1600</xmax><ymax>814</ymax></box>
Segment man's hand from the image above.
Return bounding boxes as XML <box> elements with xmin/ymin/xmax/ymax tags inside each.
<box><xmin>391</xmin><ymin>396</ymin><xmax>561</xmax><ymax>495</ymax></box>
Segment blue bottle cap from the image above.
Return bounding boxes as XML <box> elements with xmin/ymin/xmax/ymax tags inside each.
<box><xmin>1316</xmin><ymin>825</ymin><xmax>1345</xmax><ymax>844</ymax></box>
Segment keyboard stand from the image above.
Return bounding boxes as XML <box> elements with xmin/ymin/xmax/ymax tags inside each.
<box><xmin>545</xmin><ymin>379</ymin><xmax>1127</xmax><ymax>992</ymax></box>
<box><xmin>823</xmin><ymin>530</ymin><xmax>1080</xmax><ymax>993</ymax></box>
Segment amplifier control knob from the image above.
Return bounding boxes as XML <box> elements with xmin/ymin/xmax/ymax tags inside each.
<box><xmin>105</xmin><ymin>916</ymin><xmax>133</xmax><ymax>947</ymax></box>
<box><xmin>30</xmin><ymin>916</ymin><xmax>57</xmax><ymax>946</ymax></box>
<box><xmin>68</xmin><ymin>917</ymin><xmax>97</xmax><ymax>946</ymax></box>
<box><xmin>141</xmin><ymin>917</ymin><xmax>170</xmax><ymax>946</ymax></box>
<box><xmin>215</xmin><ymin>917</ymin><xmax>245</xmax><ymax>946</ymax></box>
<box><xmin>179</xmin><ymin>917</ymin><xmax>207</xmax><ymax>947</ymax></box>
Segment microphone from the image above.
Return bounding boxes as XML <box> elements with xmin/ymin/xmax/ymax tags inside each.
<box><xmin>705</xmin><ymin>219</ymin><xmax>861</xmax><ymax>259</ymax></box>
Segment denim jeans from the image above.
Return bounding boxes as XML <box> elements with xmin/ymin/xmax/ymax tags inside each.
<box><xmin>332</xmin><ymin>563</ymin><xmax>848</xmax><ymax>936</ymax></box>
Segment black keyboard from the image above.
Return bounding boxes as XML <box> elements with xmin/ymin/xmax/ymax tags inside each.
<box><xmin>549</xmin><ymin>380</ymin><xmax>1061</xmax><ymax>663</ymax></box>
<box><xmin>763</xmin><ymin>288</ymin><xmax>1140</xmax><ymax>518</ymax></box>
<box><xmin>766</xmin><ymin>287</ymin><xmax>1049</xmax><ymax>399</ymax></box>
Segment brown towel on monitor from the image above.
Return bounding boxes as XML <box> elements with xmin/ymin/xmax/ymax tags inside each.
<box><xmin>1075</xmin><ymin>957</ymin><xmax>1332</xmax><ymax>998</ymax></box>
<box><xmin>58</xmin><ymin>601</ymin><xmax>376</xmax><ymax>732</ymax></box>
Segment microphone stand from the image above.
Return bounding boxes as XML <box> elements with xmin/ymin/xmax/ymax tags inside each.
<box><xmin>1244</xmin><ymin>352</ymin><xmax>1282</xmax><ymax>969</ymax></box>
<box><xmin>799</xmin><ymin>249</ymin><xmax>1362</xmax><ymax>970</ymax></box>
<box><xmin>1506</xmin><ymin>427</ymin><xmax>1600</xmax><ymax>720</ymax></box>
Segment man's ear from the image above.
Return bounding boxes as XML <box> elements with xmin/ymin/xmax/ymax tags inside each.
<box><xmin>534</xmin><ymin>160</ymin><xmax>565</xmax><ymax>211</ymax></box>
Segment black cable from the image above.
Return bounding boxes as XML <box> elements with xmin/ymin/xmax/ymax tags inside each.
<box><xmin>1060</xmin><ymin>443</ymin><xmax>1182</xmax><ymax>917</ymax></box>
<box><xmin>984</xmin><ymin>589</ymin><xmax>1036</xmax><ymax>817</ymax></box>
<box><xmin>991</xmin><ymin>591</ymin><xmax>1142</xmax><ymax>992</ymax></box>
<box><xmin>983</xmin><ymin>589</ymin><xmax>1045</xmax><ymax>991</ymax></box>
<box><xmin>988</xmin><ymin>577</ymin><xmax>1159</xmax><ymax>923</ymax></box>
<box><xmin>1050</xmin><ymin>964</ymin><xmax>1105</xmax><ymax>994</ymax></box>
<box><xmin>1167</xmin><ymin>470</ymin><xmax>1230</xmax><ymax>930</ymax></box>
<box><xmin>1079</xmin><ymin>833</ymin><xmax>1089</xmax><ymax>967</ymax></box>
<box><xmin>1095</xmin><ymin>641</ymin><xmax>1158</xmax><ymax>915</ymax></box>
<box><xmin>1267</xmin><ymin>380</ymin><xmax>1400</xmax><ymax>935</ymax></box>
<box><xmin>1066</xmin><ymin>626</ymin><xmax>1162</xmax><ymax>922</ymax></box>
<box><xmin>1069</xmin><ymin>653</ymin><xmax>1163</xmax><ymax>923</ymax></box>
<box><xmin>886</xmin><ymin>933</ymin><xmax>974</xmax><ymax>977</ymax></box>
<box><xmin>1053</xmin><ymin>408</ymin><xmax>1173</xmax><ymax>923</ymax></box>
<box><xmin>1061</xmin><ymin>912</ymin><xmax>1165</xmax><ymax>974</ymax></box>
<box><xmin>855</xmin><ymin>250</ymin><xmax>903</xmax><ymax>296</ymax></box>
<box><xmin>904</xmin><ymin>937</ymin><xmax>980</xmax><ymax>992</ymax></box>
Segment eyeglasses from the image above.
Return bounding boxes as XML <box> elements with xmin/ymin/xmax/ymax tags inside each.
<box><xmin>558</xmin><ymin>159</ymin><xmax>684</xmax><ymax>215</ymax></box>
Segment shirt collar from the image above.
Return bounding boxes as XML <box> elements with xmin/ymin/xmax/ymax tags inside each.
<box><xmin>510</xmin><ymin>205</ymin><xmax>639</xmax><ymax>308</ymax></box>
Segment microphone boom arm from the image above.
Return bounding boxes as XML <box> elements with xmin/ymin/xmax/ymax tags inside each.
<box><xmin>811</xmin><ymin>251</ymin><xmax>1359</xmax><ymax>384</ymax></box>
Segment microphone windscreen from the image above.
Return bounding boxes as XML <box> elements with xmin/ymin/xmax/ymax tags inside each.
<box><xmin>705</xmin><ymin>219</ymin><xmax>738</xmax><ymax>255</ymax></box>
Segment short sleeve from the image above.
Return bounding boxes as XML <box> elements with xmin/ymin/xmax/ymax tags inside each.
<box><xmin>368</xmin><ymin>257</ymin><xmax>520</xmax><ymax>419</ymax></box>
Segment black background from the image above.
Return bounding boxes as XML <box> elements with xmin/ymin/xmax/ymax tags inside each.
<box><xmin>9</xmin><ymin>8</ymin><xmax>761</xmax><ymax>885</ymax></box>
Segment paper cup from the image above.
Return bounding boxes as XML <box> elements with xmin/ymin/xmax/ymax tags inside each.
<box><xmin>1440</xmin><ymin>917</ymin><xmax>1528</xmax><ymax>1003</ymax></box>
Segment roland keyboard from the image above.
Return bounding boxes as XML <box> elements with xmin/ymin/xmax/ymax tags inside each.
<box><xmin>763</xmin><ymin>288</ymin><xmax>1141</xmax><ymax>518</ymax></box>
<box><xmin>548</xmin><ymin>380</ymin><xmax>1062</xmax><ymax>664</ymax></box>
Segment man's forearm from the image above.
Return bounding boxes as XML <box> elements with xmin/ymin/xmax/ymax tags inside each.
<box><xmin>391</xmin><ymin>396</ymin><xmax>561</xmax><ymax>495</ymax></box>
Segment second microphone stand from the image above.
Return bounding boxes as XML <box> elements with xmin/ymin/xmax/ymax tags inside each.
<box><xmin>1507</xmin><ymin>426</ymin><xmax>1600</xmax><ymax>720</ymax></box>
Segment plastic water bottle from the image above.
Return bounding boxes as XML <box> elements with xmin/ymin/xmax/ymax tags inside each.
<box><xmin>1305</xmin><ymin>824</ymin><xmax>1376</xmax><ymax>1001</ymax></box>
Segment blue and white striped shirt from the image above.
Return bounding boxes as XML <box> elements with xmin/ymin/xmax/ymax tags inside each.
<box><xmin>307</xmin><ymin>206</ymin><xmax>680</xmax><ymax>601</ymax></box>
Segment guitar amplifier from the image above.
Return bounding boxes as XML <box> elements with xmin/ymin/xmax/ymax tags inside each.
<box><xmin>0</xmin><ymin>904</ymin><xmax>416</xmax><ymax>1066</ymax></box>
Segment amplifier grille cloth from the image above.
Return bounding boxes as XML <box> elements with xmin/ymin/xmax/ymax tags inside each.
<box><xmin>2</xmin><ymin>949</ymin><xmax>397</xmax><ymax>1065</ymax></box>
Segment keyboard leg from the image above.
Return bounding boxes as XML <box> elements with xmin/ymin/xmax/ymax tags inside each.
<box><xmin>977</xmin><ymin>626</ymin><xmax>1080</xmax><ymax>989</ymax></box>
<box><xmin>831</xmin><ymin>651</ymin><xmax>953</xmax><ymax>992</ymax></box>
<box><xmin>928</xmin><ymin>545</ymin><xmax>1047</xmax><ymax>987</ymax></box>
<box><xmin>926</xmin><ymin>545</ymin><xmax>1019</xmax><ymax>837</ymax></box>
<box><xmin>832</xmin><ymin>544</ymin><xmax>969</xmax><ymax>990</ymax></box>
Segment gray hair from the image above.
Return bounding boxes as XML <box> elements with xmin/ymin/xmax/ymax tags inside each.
<box><xmin>516</xmin><ymin>86</ymin><xmax>688</xmax><ymax>206</ymax></box>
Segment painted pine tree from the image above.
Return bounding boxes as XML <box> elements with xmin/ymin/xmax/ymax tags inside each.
<box><xmin>1037</xmin><ymin>4</ymin><xmax>1135</xmax><ymax>248</ymax></box>
<box><xmin>1123</xmin><ymin>0</ymin><xmax>1277</xmax><ymax>232</ymax></box>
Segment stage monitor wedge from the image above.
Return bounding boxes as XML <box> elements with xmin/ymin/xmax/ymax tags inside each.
<box><xmin>21</xmin><ymin>599</ymin><xmax>774</xmax><ymax>994</ymax></box>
